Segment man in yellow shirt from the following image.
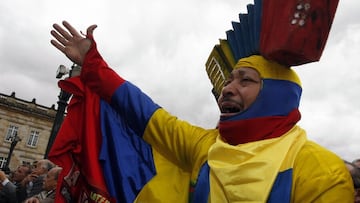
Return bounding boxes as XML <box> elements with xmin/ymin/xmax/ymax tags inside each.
<box><xmin>47</xmin><ymin>20</ymin><xmax>354</xmax><ymax>202</ymax></box>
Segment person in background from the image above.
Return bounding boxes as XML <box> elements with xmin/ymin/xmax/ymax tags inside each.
<box><xmin>24</xmin><ymin>166</ymin><xmax>62</xmax><ymax>203</ymax></box>
<box><xmin>0</xmin><ymin>164</ymin><xmax>32</xmax><ymax>203</ymax></box>
<box><xmin>353</xmin><ymin>159</ymin><xmax>360</xmax><ymax>169</ymax></box>
<box><xmin>8</xmin><ymin>164</ymin><xmax>32</xmax><ymax>185</ymax></box>
<box><xmin>18</xmin><ymin>159</ymin><xmax>55</xmax><ymax>200</ymax></box>
<box><xmin>49</xmin><ymin>20</ymin><xmax>355</xmax><ymax>202</ymax></box>
<box><xmin>345</xmin><ymin>161</ymin><xmax>360</xmax><ymax>203</ymax></box>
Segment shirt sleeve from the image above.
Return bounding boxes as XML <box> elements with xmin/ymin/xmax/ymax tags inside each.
<box><xmin>292</xmin><ymin>141</ymin><xmax>354</xmax><ymax>203</ymax></box>
<box><xmin>80</xmin><ymin>35</ymin><xmax>125</xmax><ymax>102</ymax></box>
<box><xmin>80</xmin><ymin>35</ymin><xmax>217</xmax><ymax>169</ymax></box>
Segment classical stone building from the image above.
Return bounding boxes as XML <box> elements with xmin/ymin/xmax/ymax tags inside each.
<box><xmin>0</xmin><ymin>92</ymin><xmax>56</xmax><ymax>171</ymax></box>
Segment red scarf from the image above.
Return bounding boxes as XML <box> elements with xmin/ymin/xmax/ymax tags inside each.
<box><xmin>219</xmin><ymin>109</ymin><xmax>301</xmax><ymax>145</ymax></box>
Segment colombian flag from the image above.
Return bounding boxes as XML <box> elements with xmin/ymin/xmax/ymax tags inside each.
<box><xmin>48</xmin><ymin>37</ymin><xmax>159</xmax><ymax>202</ymax></box>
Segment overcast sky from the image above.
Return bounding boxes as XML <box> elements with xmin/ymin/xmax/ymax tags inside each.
<box><xmin>0</xmin><ymin>0</ymin><xmax>359</xmax><ymax>162</ymax></box>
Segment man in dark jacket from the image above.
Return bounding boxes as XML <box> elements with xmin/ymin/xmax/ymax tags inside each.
<box><xmin>24</xmin><ymin>166</ymin><xmax>62</xmax><ymax>203</ymax></box>
<box><xmin>0</xmin><ymin>164</ymin><xmax>32</xmax><ymax>203</ymax></box>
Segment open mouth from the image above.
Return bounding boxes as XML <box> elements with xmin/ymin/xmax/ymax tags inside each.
<box><xmin>221</xmin><ymin>106</ymin><xmax>241</xmax><ymax>114</ymax></box>
<box><xmin>219</xmin><ymin>100</ymin><xmax>243</xmax><ymax>117</ymax></box>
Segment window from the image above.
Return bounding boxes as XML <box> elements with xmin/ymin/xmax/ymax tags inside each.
<box><xmin>0</xmin><ymin>157</ymin><xmax>7</xmax><ymax>169</ymax></box>
<box><xmin>27</xmin><ymin>130</ymin><xmax>39</xmax><ymax>147</ymax></box>
<box><xmin>5</xmin><ymin>125</ymin><xmax>19</xmax><ymax>142</ymax></box>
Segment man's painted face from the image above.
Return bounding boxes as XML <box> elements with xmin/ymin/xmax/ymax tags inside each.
<box><xmin>218</xmin><ymin>67</ymin><xmax>262</xmax><ymax>117</ymax></box>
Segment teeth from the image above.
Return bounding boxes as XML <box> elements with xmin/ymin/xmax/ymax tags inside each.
<box><xmin>223</xmin><ymin>107</ymin><xmax>240</xmax><ymax>113</ymax></box>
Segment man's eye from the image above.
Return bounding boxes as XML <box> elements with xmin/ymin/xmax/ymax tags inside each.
<box><xmin>242</xmin><ymin>77</ymin><xmax>259</xmax><ymax>83</ymax></box>
<box><xmin>240</xmin><ymin>78</ymin><xmax>260</xmax><ymax>85</ymax></box>
<box><xmin>241</xmin><ymin>78</ymin><xmax>252</xmax><ymax>82</ymax></box>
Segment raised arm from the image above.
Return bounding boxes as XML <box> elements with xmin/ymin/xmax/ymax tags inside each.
<box><xmin>50</xmin><ymin>21</ymin><xmax>215</xmax><ymax>170</ymax></box>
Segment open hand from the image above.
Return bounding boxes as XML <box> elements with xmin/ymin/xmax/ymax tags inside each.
<box><xmin>50</xmin><ymin>21</ymin><xmax>97</xmax><ymax>66</ymax></box>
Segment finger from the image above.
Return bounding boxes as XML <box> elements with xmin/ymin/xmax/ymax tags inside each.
<box><xmin>50</xmin><ymin>39</ymin><xmax>66</xmax><ymax>54</ymax></box>
<box><xmin>86</xmin><ymin>24</ymin><xmax>98</xmax><ymax>36</ymax></box>
<box><xmin>62</xmin><ymin>21</ymin><xmax>81</xmax><ymax>38</ymax></box>
<box><xmin>50</xmin><ymin>30</ymin><xmax>68</xmax><ymax>46</ymax></box>
<box><xmin>53</xmin><ymin>23</ymin><xmax>73</xmax><ymax>41</ymax></box>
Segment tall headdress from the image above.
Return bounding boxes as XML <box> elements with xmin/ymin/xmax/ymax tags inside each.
<box><xmin>206</xmin><ymin>0</ymin><xmax>339</xmax><ymax>99</ymax></box>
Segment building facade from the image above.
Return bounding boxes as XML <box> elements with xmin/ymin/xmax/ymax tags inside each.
<box><xmin>0</xmin><ymin>92</ymin><xmax>56</xmax><ymax>171</ymax></box>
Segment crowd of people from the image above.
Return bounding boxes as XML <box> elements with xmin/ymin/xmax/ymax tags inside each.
<box><xmin>0</xmin><ymin>159</ymin><xmax>62</xmax><ymax>203</ymax></box>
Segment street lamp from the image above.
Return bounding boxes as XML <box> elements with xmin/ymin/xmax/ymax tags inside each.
<box><xmin>44</xmin><ymin>64</ymin><xmax>81</xmax><ymax>158</ymax></box>
<box><xmin>2</xmin><ymin>133</ymin><xmax>22</xmax><ymax>174</ymax></box>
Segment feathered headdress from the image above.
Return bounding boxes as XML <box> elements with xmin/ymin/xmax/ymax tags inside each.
<box><xmin>206</xmin><ymin>0</ymin><xmax>339</xmax><ymax>99</ymax></box>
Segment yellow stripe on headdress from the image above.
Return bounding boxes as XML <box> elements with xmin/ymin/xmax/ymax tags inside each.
<box><xmin>205</xmin><ymin>40</ymin><xmax>236</xmax><ymax>98</ymax></box>
<box><xmin>234</xmin><ymin>55</ymin><xmax>301</xmax><ymax>87</ymax></box>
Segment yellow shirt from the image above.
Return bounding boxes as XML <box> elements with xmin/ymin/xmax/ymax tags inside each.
<box><xmin>135</xmin><ymin>108</ymin><xmax>354</xmax><ymax>202</ymax></box>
